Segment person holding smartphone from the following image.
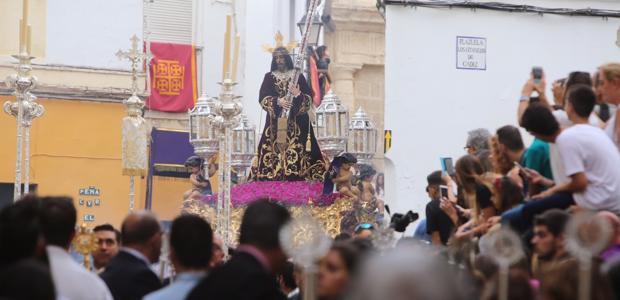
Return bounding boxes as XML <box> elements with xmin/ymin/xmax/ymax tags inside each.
<box><xmin>492</xmin><ymin>88</ymin><xmax>620</xmax><ymax>232</ymax></box>
<box><xmin>494</xmin><ymin>125</ymin><xmax>552</xmax><ymax>197</ymax></box>
<box><xmin>424</xmin><ymin>171</ymin><xmax>457</xmax><ymax>246</ymax></box>
<box><xmin>452</xmin><ymin>155</ymin><xmax>497</xmax><ymax>240</ymax></box>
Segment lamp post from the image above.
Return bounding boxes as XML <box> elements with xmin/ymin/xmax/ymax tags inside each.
<box><xmin>314</xmin><ymin>90</ymin><xmax>348</xmax><ymax>159</ymax></box>
<box><xmin>4</xmin><ymin>0</ymin><xmax>44</xmax><ymax>201</ymax></box>
<box><xmin>231</xmin><ymin>114</ymin><xmax>256</xmax><ymax>183</ymax></box>
<box><xmin>297</xmin><ymin>8</ymin><xmax>323</xmax><ymax>47</ymax></box>
<box><xmin>297</xmin><ymin>4</ymin><xmax>323</xmax><ymax>84</ymax></box>
<box><xmin>116</xmin><ymin>35</ymin><xmax>151</xmax><ymax>211</ymax></box>
<box><xmin>348</xmin><ymin>107</ymin><xmax>377</xmax><ymax>165</ymax></box>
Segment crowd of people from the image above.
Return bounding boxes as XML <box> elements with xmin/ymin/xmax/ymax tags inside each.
<box><xmin>413</xmin><ymin>63</ymin><xmax>620</xmax><ymax>299</ymax></box>
<box><xmin>1</xmin><ymin>63</ymin><xmax>620</xmax><ymax>300</ymax></box>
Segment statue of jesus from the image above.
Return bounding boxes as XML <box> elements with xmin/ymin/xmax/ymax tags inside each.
<box><xmin>249</xmin><ymin>47</ymin><xmax>326</xmax><ymax>182</ymax></box>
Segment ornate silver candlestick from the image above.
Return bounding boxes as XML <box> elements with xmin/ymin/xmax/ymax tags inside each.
<box><xmin>482</xmin><ymin>227</ymin><xmax>524</xmax><ymax>300</ymax></box>
<box><xmin>4</xmin><ymin>0</ymin><xmax>43</xmax><ymax>200</ymax></box>
<box><xmin>280</xmin><ymin>209</ymin><xmax>331</xmax><ymax>300</ymax></box>
<box><xmin>116</xmin><ymin>35</ymin><xmax>151</xmax><ymax>211</ymax></box>
<box><xmin>566</xmin><ymin>211</ymin><xmax>611</xmax><ymax>300</ymax></box>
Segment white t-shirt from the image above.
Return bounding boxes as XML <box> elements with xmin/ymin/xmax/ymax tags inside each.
<box><xmin>556</xmin><ymin>124</ymin><xmax>620</xmax><ymax>214</ymax></box>
<box><xmin>47</xmin><ymin>246</ymin><xmax>113</xmax><ymax>300</ymax></box>
<box><xmin>604</xmin><ymin>113</ymin><xmax>619</xmax><ymax>152</ymax></box>
<box><xmin>552</xmin><ymin>109</ymin><xmax>600</xmax><ymax>129</ymax></box>
<box><xmin>548</xmin><ymin>143</ymin><xmax>569</xmax><ymax>185</ymax></box>
<box><xmin>550</xmin><ymin>111</ymin><xmax>604</xmax><ymax>185</ymax></box>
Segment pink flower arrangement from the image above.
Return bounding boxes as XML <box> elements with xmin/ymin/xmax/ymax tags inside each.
<box><xmin>201</xmin><ymin>181</ymin><xmax>341</xmax><ymax>207</ymax></box>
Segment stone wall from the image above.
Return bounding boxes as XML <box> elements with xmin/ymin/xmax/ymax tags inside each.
<box><xmin>325</xmin><ymin>0</ymin><xmax>385</xmax><ymax>168</ymax></box>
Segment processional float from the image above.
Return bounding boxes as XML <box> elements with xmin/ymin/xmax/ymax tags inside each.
<box><xmin>183</xmin><ymin>0</ymin><xmax>382</xmax><ymax>267</ymax></box>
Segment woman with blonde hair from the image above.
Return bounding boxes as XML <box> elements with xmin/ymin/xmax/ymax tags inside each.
<box><xmin>490</xmin><ymin>136</ymin><xmax>514</xmax><ymax>175</ymax></box>
<box><xmin>598</xmin><ymin>62</ymin><xmax>620</xmax><ymax>151</ymax></box>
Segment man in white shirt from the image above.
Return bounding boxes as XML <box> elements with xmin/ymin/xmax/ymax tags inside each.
<box><xmin>550</xmin><ymin>71</ymin><xmax>603</xmax><ymax>129</ymax></box>
<box><xmin>518</xmin><ymin>71</ymin><xmax>606</xmax><ymax>186</ymax></box>
<box><xmin>598</xmin><ymin>63</ymin><xmax>620</xmax><ymax>151</ymax></box>
<box><xmin>40</xmin><ymin>196</ymin><xmax>113</xmax><ymax>300</ymax></box>
<box><xmin>500</xmin><ymin>86</ymin><xmax>620</xmax><ymax>230</ymax></box>
<box><xmin>524</xmin><ymin>85</ymin><xmax>620</xmax><ymax>213</ymax></box>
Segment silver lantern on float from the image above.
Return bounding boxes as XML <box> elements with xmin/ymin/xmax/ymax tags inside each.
<box><xmin>189</xmin><ymin>94</ymin><xmax>220</xmax><ymax>161</ymax></box>
<box><xmin>231</xmin><ymin>114</ymin><xmax>256</xmax><ymax>182</ymax></box>
<box><xmin>314</xmin><ymin>90</ymin><xmax>348</xmax><ymax>159</ymax></box>
<box><xmin>348</xmin><ymin>107</ymin><xmax>377</xmax><ymax>165</ymax></box>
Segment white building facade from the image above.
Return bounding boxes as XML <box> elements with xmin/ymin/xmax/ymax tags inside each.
<box><xmin>384</xmin><ymin>0</ymin><xmax>620</xmax><ymax>221</ymax></box>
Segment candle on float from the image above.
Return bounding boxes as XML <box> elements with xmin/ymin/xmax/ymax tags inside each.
<box><xmin>231</xmin><ymin>35</ymin><xmax>240</xmax><ymax>82</ymax></box>
<box><xmin>22</xmin><ymin>0</ymin><xmax>29</xmax><ymax>24</ymax></box>
<box><xmin>19</xmin><ymin>20</ymin><xmax>24</xmax><ymax>52</ymax></box>
<box><xmin>221</xmin><ymin>15</ymin><xmax>232</xmax><ymax>80</ymax></box>
<box><xmin>27</xmin><ymin>25</ymin><xmax>32</xmax><ymax>55</ymax></box>
<box><xmin>20</xmin><ymin>0</ymin><xmax>30</xmax><ymax>54</ymax></box>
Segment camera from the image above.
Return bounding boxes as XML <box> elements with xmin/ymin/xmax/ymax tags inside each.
<box><xmin>389</xmin><ymin>210</ymin><xmax>419</xmax><ymax>233</ymax></box>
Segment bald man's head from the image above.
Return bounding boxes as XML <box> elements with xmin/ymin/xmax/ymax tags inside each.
<box><xmin>121</xmin><ymin>212</ymin><xmax>162</xmax><ymax>263</ymax></box>
<box><xmin>121</xmin><ymin>212</ymin><xmax>161</xmax><ymax>246</ymax></box>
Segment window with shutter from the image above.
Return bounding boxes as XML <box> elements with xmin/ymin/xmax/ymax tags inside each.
<box><xmin>145</xmin><ymin>0</ymin><xmax>193</xmax><ymax>45</ymax></box>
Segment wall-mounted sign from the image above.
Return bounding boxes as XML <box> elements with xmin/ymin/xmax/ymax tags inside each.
<box><xmin>456</xmin><ymin>36</ymin><xmax>486</xmax><ymax>71</ymax></box>
<box><xmin>78</xmin><ymin>198</ymin><xmax>101</xmax><ymax>207</ymax></box>
<box><xmin>79</xmin><ymin>186</ymin><xmax>101</xmax><ymax>196</ymax></box>
<box><xmin>78</xmin><ymin>187</ymin><xmax>101</xmax><ymax>223</ymax></box>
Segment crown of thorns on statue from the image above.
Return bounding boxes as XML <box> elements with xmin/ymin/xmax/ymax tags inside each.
<box><xmin>262</xmin><ymin>31</ymin><xmax>297</xmax><ymax>54</ymax></box>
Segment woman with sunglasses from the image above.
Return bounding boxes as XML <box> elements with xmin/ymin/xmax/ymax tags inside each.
<box><xmin>352</xmin><ymin>223</ymin><xmax>374</xmax><ymax>239</ymax></box>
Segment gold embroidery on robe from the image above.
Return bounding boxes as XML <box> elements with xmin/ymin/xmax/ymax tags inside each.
<box><xmin>250</xmin><ymin>71</ymin><xmax>326</xmax><ymax>182</ymax></box>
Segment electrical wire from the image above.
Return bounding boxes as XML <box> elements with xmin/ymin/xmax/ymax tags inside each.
<box><xmin>383</xmin><ymin>0</ymin><xmax>620</xmax><ymax>18</ymax></box>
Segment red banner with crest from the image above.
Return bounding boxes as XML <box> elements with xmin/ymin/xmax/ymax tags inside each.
<box><xmin>147</xmin><ymin>42</ymin><xmax>197</xmax><ymax>112</ymax></box>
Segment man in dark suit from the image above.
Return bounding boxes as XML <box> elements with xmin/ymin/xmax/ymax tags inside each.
<box><xmin>100</xmin><ymin>211</ymin><xmax>163</xmax><ymax>300</ymax></box>
<box><xmin>187</xmin><ymin>199</ymin><xmax>291</xmax><ymax>300</ymax></box>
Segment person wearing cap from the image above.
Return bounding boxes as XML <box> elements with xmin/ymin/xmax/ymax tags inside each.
<box><xmin>425</xmin><ymin>170</ymin><xmax>456</xmax><ymax>246</ymax></box>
